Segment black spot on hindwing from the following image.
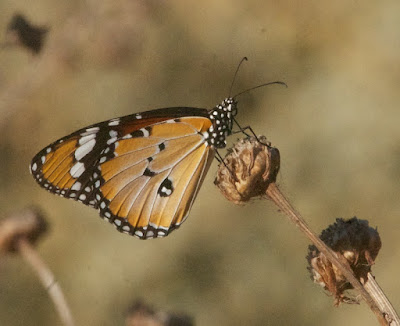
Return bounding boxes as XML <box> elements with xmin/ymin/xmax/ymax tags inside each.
<box><xmin>158</xmin><ymin>143</ymin><xmax>166</xmax><ymax>151</ymax></box>
<box><xmin>158</xmin><ymin>177</ymin><xmax>174</xmax><ymax>197</ymax></box>
<box><xmin>143</xmin><ymin>168</ymin><xmax>156</xmax><ymax>177</ymax></box>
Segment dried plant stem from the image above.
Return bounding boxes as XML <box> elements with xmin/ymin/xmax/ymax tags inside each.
<box><xmin>17</xmin><ymin>238</ymin><xmax>75</xmax><ymax>326</ymax></box>
<box><xmin>363</xmin><ymin>273</ymin><xmax>400</xmax><ymax>325</ymax></box>
<box><xmin>266</xmin><ymin>183</ymin><xmax>391</xmax><ymax>326</ymax></box>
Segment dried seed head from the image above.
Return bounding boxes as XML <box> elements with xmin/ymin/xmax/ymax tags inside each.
<box><xmin>306</xmin><ymin>217</ymin><xmax>381</xmax><ymax>305</ymax></box>
<box><xmin>125</xmin><ymin>301</ymin><xmax>161</xmax><ymax>326</ymax></box>
<box><xmin>214</xmin><ymin>136</ymin><xmax>280</xmax><ymax>205</ymax></box>
<box><xmin>125</xmin><ymin>300</ymin><xmax>193</xmax><ymax>326</ymax></box>
<box><xmin>5</xmin><ymin>14</ymin><xmax>48</xmax><ymax>55</ymax></box>
<box><xmin>0</xmin><ymin>207</ymin><xmax>48</xmax><ymax>253</ymax></box>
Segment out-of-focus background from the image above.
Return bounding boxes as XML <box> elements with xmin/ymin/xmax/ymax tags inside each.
<box><xmin>0</xmin><ymin>1</ymin><xmax>399</xmax><ymax>325</ymax></box>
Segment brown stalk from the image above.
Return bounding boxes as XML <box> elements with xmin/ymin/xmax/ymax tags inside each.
<box><xmin>0</xmin><ymin>208</ymin><xmax>75</xmax><ymax>326</ymax></box>
<box><xmin>266</xmin><ymin>183</ymin><xmax>389</xmax><ymax>325</ymax></box>
<box><xmin>214</xmin><ymin>136</ymin><xmax>399</xmax><ymax>325</ymax></box>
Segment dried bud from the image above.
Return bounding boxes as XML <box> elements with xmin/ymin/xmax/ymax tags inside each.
<box><xmin>125</xmin><ymin>300</ymin><xmax>193</xmax><ymax>326</ymax></box>
<box><xmin>125</xmin><ymin>301</ymin><xmax>162</xmax><ymax>326</ymax></box>
<box><xmin>0</xmin><ymin>207</ymin><xmax>48</xmax><ymax>253</ymax></box>
<box><xmin>214</xmin><ymin>136</ymin><xmax>280</xmax><ymax>205</ymax></box>
<box><xmin>5</xmin><ymin>13</ymin><xmax>48</xmax><ymax>54</ymax></box>
<box><xmin>306</xmin><ymin>217</ymin><xmax>381</xmax><ymax>305</ymax></box>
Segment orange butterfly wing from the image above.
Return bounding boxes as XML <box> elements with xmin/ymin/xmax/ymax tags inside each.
<box><xmin>97</xmin><ymin>118</ymin><xmax>215</xmax><ymax>238</ymax></box>
<box><xmin>30</xmin><ymin>108</ymin><xmax>214</xmax><ymax>239</ymax></box>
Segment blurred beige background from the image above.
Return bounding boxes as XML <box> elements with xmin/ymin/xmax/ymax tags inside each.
<box><xmin>0</xmin><ymin>0</ymin><xmax>399</xmax><ymax>325</ymax></box>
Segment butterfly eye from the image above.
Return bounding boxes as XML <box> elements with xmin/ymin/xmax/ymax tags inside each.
<box><xmin>231</xmin><ymin>104</ymin><xmax>238</xmax><ymax>117</ymax></box>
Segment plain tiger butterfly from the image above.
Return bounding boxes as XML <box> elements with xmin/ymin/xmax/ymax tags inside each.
<box><xmin>30</xmin><ymin>58</ymin><xmax>285</xmax><ymax>239</ymax></box>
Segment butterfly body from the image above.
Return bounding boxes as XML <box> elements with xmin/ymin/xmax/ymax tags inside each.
<box><xmin>30</xmin><ymin>98</ymin><xmax>237</xmax><ymax>239</ymax></box>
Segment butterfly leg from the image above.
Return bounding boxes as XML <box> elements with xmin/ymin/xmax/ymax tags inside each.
<box><xmin>215</xmin><ymin>150</ymin><xmax>227</xmax><ymax>165</ymax></box>
<box><xmin>232</xmin><ymin>117</ymin><xmax>270</xmax><ymax>146</ymax></box>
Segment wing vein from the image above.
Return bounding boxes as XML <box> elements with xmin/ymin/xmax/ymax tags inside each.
<box><xmin>171</xmin><ymin>146</ymin><xmax>212</xmax><ymax>224</ymax></box>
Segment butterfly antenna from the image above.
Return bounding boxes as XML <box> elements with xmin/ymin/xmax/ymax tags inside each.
<box><xmin>233</xmin><ymin>81</ymin><xmax>288</xmax><ymax>98</ymax></box>
<box><xmin>229</xmin><ymin>57</ymin><xmax>248</xmax><ymax>97</ymax></box>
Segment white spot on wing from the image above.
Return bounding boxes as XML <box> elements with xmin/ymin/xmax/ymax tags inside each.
<box><xmin>109</xmin><ymin>130</ymin><xmax>118</xmax><ymax>138</ymax></box>
<box><xmin>108</xmin><ymin>119</ymin><xmax>120</xmax><ymax>126</ymax></box>
<box><xmin>70</xmin><ymin>162</ymin><xmax>85</xmax><ymax>178</ymax></box>
<box><xmin>75</xmin><ymin>138</ymin><xmax>96</xmax><ymax>160</ymax></box>
<box><xmin>79</xmin><ymin>133</ymin><xmax>96</xmax><ymax>145</ymax></box>
<box><xmin>107</xmin><ymin>137</ymin><xmax>117</xmax><ymax>145</ymax></box>
<box><xmin>80</xmin><ymin>127</ymin><xmax>100</xmax><ymax>137</ymax></box>
<box><xmin>79</xmin><ymin>194</ymin><xmax>86</xmax><ymax>201</ymax></box>
<box><xmin>71</xmin><ymin>182</ymin><xmax>82</xmax><ymax>191</ymax></box>
<box><xmin>31</xmin><ymin>162</ymin><xmax>37</xmax><ymax>172</ymax></box>
<box><xmin>140</xmin><ymin>128</ymin><xmax>150</xmax><ymax>137</ymax></box>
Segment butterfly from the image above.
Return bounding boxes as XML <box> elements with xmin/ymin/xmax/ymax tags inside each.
<box><xmin>30</xmin><ymin>97</ymin><xmax>240</xmax><ymax>239</ymax></box>
<box><xmin>30</xmin><ymin>59</ymin><xmax>284</xmax><ymax>239</ymax></box>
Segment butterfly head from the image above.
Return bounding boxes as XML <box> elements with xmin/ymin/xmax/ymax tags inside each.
<box><xmin>206</xmin><ymin>97</ymin><xmax>237</xmax><ymax>149</ymax></box>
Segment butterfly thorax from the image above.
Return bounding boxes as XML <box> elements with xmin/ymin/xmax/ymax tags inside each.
<box><xmin>204</xmin><ymin>97</ymin><xmax>237</xmax><ymax>148</ymax></box>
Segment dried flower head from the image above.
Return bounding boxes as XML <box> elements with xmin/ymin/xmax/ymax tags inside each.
<box><xmin>5</xmin><ymin>13</ymin><xmax>48</xmax><ymax>54</ymax></box>
<box><xmin>0</xmin><ymin>207</ymin><xmax>48</xmax><ymax>253</ymax></box>
<box><xmin>125</xmin><ymin>301</ymin><xmax>161</xmax><ymax>326</ymax></box>
<box><xmin>306</xmin><ymin>217</ymin><xmax>381</xmax><ymax>305</ymax></box>
<box><xmin>214</xmin><ymin>136</ymin><xmax>280</xmax><ymax>205</ymax></box>
<box><xmin>125</xmin><ymin>300</ymin><xmax>193</xmax><ymax>326</ymax></box>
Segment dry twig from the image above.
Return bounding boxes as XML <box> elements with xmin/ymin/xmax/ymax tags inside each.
<box><xmin>215</xmin><ymin>136</ymin><xmax>399</xmax><ymax>325</ymax></box>
<box><xmin>0</xmin><ymin>207</ymin><xmax>75</xmax><ymax>326</ymax></box>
